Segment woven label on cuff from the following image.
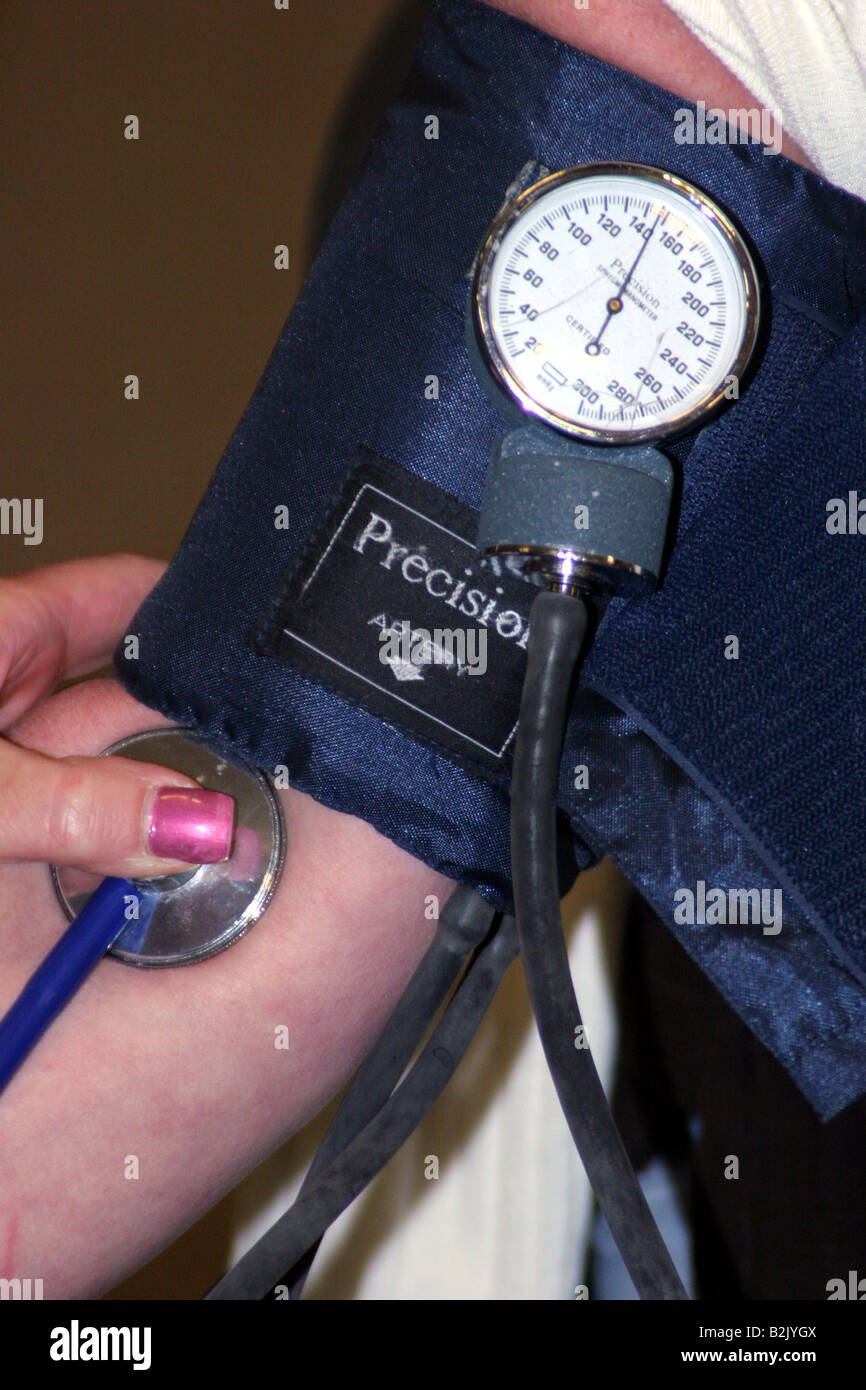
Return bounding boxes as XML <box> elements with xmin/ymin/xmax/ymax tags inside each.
<box><xmin>251</xmin><ymin>450</ymin><xmax>534</xmax><ymax>776</ymax></box>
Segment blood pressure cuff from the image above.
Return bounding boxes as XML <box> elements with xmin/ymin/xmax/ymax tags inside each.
<box><xmin>115</xmin><ymin>0</ymin><xmax>866</xmax><ymax>1117</ymax></box>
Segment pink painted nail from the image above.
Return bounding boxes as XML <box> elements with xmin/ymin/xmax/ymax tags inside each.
<box><xmin>147</xmin><ymin>787</ymin><xmax>235</xmax><ymax>863</ymax></box>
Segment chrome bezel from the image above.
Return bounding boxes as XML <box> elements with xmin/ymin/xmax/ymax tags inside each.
<box><xmin>50</xmin><ymin>728</ymin><xmax>286</xmax><ymax>968</ymax></box>
<box><xmin>472</xmin><ymin>161</ymin><xmax>761</xmax><ymax>445</ymax></box>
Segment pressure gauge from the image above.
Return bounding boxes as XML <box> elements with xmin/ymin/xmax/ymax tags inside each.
<box><xmin>472</xmin><ymin>162</ymin><xmax>760</xmax><ymax>445</ymax></box>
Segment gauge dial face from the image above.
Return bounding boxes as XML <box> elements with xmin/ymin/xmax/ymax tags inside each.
<box><xmin>473</xmin><ymin>163</ymin><xmax>760</xmax><ymax>444</ymax></box>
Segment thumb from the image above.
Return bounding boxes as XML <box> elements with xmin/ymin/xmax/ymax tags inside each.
<box><xmin>0</xmin><ymin>739</ymin><xmax>235</xmax><ymax>877</ymax></box>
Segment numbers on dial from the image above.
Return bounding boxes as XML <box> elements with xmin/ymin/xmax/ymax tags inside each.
<box><xmin>480</xmin><ymin>169</ymin><xmax>755</xmax><ymax>440</ymax></box>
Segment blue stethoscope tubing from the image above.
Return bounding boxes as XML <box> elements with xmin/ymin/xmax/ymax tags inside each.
<box><xmin>0</xmin><ymin>876</ymin><xmax>151</xmax><ymax>1097</ymax></box>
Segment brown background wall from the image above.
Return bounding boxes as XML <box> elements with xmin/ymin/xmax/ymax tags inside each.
<box><xmin>2</xmin><ymin>0</ymin><xmax>432</xmax><ymax>1297</ymax></box>
<box><xmin>2</xmin><ymin>0</ymin><xmax>430</xmax><ymax>572</ymax></box>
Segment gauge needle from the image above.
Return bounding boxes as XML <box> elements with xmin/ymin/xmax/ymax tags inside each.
<box><xmin>511</xmin><ymin>270</ymin><xmax>609</xmax><ymax>325</ymax></box>
<box><xmin>587</xmin><ymin>212</ymin><xmax>661</xmax><ymax>356</ymax></box>
<box><xmin>624</xmin><ymin>326</ymin><xmax>669</xmax><ymax>419</ymax></box>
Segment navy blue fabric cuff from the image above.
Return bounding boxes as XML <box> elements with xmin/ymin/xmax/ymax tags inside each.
<box><xmin>115</xmin><ymin>0</ymin><xmax>866</xmax><ymax>1117</ymax></box>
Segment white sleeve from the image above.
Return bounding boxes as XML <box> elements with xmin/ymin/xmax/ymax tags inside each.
<box><xmin>663</xmin><ymin>0</ymin><xmax>866</xmax><ymax>198</ymax></box>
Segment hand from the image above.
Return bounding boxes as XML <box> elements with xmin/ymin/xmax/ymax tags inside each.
<box><xmin>0</xmin><ymin>555</ymin><xmax>234</xmax><ymax>876</ymax></box>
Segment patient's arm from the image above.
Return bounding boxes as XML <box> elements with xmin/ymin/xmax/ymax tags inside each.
<box><xmin>0</xmin><ymin>674</ymin><xmax>449</xmax><ymax>1297</ymax></box>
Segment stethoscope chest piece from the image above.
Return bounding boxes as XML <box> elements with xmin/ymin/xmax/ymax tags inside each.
<box><xmin>51</xmin><ymin>728</ymin><xmax>285</xmax><ymax>967</ymax></box>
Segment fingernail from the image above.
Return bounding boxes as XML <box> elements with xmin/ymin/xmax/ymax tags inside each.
<box><xmin>146</xmin><ymin>786</ymin><xmax>235</xmax><ymax>863</ymax></box>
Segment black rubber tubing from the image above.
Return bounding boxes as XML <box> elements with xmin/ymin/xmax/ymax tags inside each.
<box><xmin>511</xmin><ymin>588</ymin><xmax>688</xmax><ymax>1301</ymax></box>
<box><xmin>204</xmin><ymin>911</ymin><xmax>519</xmax><ymax>1300</ymax></box>
<box><xmin>284</xmin><ymin>884</ymin><xmax>495</xmax><ymax>1298</ymax></box>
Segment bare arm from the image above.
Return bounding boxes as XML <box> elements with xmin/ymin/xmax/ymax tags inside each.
<box><xmin>0</xmin><ymin>674</ymin><xmax>448</xmax><ymax>1297</ymax></box>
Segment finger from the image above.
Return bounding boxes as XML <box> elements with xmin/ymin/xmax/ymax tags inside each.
<box><xmin>0</xmin><ymin>555</ymin><xmax>165</xmax><ymax>729</ymax></box>
<box><xmin>0</xmin><ymin>740</ymin><xmax>235</xmax><ymax>877</ymax></box>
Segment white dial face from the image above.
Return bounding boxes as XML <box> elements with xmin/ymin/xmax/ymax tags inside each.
<box><xmin>477</xmin><ymin>166</ymin><xmax>759</xmax><ymax>442</ymax></box>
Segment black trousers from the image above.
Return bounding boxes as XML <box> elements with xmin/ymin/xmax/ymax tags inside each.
<box><xmin>613</xmin><ymin>895</ymin><xmax>866</xmax><ymax>1301</ymax></box>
